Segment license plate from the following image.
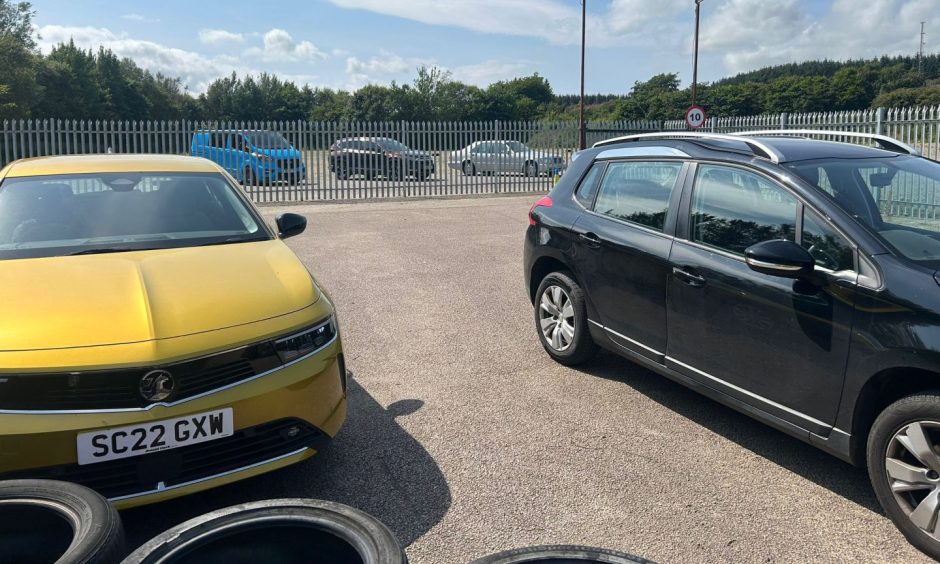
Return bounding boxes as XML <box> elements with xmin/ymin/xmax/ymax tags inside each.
<box><xmin>76</xmin><ymin>408</ymin><xmax>233</xmax><ymax>466</ymax></box>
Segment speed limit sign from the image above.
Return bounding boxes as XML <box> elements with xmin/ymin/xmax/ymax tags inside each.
<box><xmin>685</xmin><ymin>105</ymin><xmax>707</xmax><ymax>129</ymax></box>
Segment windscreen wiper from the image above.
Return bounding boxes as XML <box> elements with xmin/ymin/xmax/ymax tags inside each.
<box><xmin>69</xmin><ymin>247</ymin><xmax>162</xmax><ymax>256</ymax></box>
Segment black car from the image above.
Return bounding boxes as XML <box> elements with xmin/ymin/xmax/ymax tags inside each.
<box><xmin>524</xmin><ymin>130</ymin><xmax>940</xmax><ymax>558</ymax></box>
<box><xmin>329</xmin><ymin>137</ymin><xmax>435</xmax><ymax>181</ymax></box>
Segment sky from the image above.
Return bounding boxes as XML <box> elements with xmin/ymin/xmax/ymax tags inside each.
<box><xmin>28</xmin><ymin>0</ymin><xmax>937</xmax><ymax>95</ymax></box>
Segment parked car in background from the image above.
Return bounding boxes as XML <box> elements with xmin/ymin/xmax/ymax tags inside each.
<box><xmin>191</xmin><ymin>130</ymin><xmax>306</xmax><ymax>185</ymax></box>
<box><xmin>448</xmin><ymin>140</ymin><xmax>566</xmax><ymax>177</ymax></box>
<box><xmin>329</xmin><ymin>137</ymin><xmax>435</xmax><ymax>180</ymax></box>
<box><xmin>0</xmin><ymin>154</ymin><xmax>346</xmax><ymax>508</ymax></box>
<box><xmin>524</xmin><ymin>130</ymin><xmax>940</xmax><ymax>559</ymax></box>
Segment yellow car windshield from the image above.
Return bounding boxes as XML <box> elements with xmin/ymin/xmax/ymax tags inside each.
<box><xmin>0</xmin><ymin>173</ymin><xmax>270</xmax><ymax>260</ymax></box>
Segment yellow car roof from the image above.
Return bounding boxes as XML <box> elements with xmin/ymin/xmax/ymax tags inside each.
<box><xmin>1</xmin><ymin>155</ymin><xmax>220</xmax><ymax>178</ymax></box>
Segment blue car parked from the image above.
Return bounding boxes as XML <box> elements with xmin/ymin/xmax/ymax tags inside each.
<box><xmin>191</xmin><ymin>130</ymin><xmax>306</xmax><ymax>185</ymax></box>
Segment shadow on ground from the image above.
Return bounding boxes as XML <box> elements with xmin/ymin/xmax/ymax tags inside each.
<box><xmin>575</xmin><ymin>350</ymin><xmax>880</xmax><ymax>514</ymax></box>
<box><xmin>121</xmin><ymin>378</ymin><xmax>451</xmax><ymax>553</ymax></box>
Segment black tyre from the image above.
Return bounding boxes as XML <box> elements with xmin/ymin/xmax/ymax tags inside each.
<box><xmin>524</xmin><ymin>161</ymin><xmax>539</xmax><ymax>177</ymax></box>
<box><xmin>470</xmin><ymin>544</ymin><xmax>652</xmax><ymax>563</ymax></box>
<box><xmin>868</xmin><ymin>392</ymin><xmax>940</xmax><ymax>560</ymax></box>
<box><xmin>0</xmin><ymin>479</ymin><xmax>124</xmax><ymax>564</ymax></box>
<box><xmin>336</xmin><ymin>167</ymin><xmax>349</xmax><ymax>180</ymax></box>
<box><xmin>462</xmin><ymin>160</ymin><xmax>476</xmax><ymax>176</ymax></box>
<box><xmin>123</xmin><ymin>498</ymin><xmax>407</xmax><ymax>564</ymax></box>
<box><xmin>534</xmin><ymin>271</ymin><xmax>597</xmax><ymax>366</ymax></box>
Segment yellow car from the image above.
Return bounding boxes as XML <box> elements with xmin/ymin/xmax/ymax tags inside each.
<box><xmin>0</xmin><ymin>155</ymin><xmax>347</xmax><ymax>508</ymax></box>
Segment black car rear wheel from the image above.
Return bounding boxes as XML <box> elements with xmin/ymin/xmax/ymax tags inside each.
<box><xmin>534</xmin><ymin>272</ymin><xmax>596</xmax><ymax>366</ymax></box>
<box><xmin>868</xmin><ymin>392</ymin><xmax>940</xmax><ymax>560</ymax></box>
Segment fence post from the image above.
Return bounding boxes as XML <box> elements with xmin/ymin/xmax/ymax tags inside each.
<box><xmin>876</xmin><ymin>107</ymin><xmax>886</xmax><ymax>135</ymax></box>
<box><xmin>780</xmin><ymin>112</ymin><xmax>789</xmax><ymax>130</ymax></box>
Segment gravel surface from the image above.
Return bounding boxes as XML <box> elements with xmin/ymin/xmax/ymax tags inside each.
<box><xmin>122</xmin><ymin>195</ymin><xmax>931</xmax><ymax>563</ymax></box>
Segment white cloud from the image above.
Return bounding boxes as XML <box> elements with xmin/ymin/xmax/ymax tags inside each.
<box><xmin>327</xmin><ymin>0</ymin><xmax>687</xmax><ymax>47</ymax></box>
<box><xmin>450</xmin><ymin>60</ymin><xmax>533</xmax><ymax>86</ymax></box>
<box><xmin>120</xmin><ymin>14</ymin><xmax>158</xmax><ymax>23</ymax></box>
<box><xmin>199</xmin><ymin>28</ymin><xmax>244</xmax><ymax>45</ymax></box>
<box><xmin>244</xmin><ymin>29</ymin><xmax>326</xmax><ymax>62</ymax></box>
<box><xmin>36</xmin><ymin>25</ymin><xmax>250</xmax><ymax>93</ymax></box>
<box><xmin>345</xmin><ymin>50</ymin><xmax>430</xmax><ymax>75</ymax></box>
<box><xmin>701</xmin><ymin>0</ymin><xmax>936</xmax><ymax>74</ymax></box>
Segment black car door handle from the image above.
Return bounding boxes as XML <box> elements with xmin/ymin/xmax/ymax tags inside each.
<box><xmin>672</xmin><ymin>267</ymin><xmax>706</xmax><ymax>287</ymax></box>
<box><xmin>579</xmin><ymin>232</ymin><xmax>602</xmax><ymax>248</ymax></box>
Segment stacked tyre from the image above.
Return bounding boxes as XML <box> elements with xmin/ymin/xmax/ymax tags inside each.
<box><xmin>123</xmin><ymin>499</ymin><xmax>407</xmax><ymax>564</ymax></box>
<box><xmin>0</xmin><ymin>480</ymin><xmax>124</xmax><ymax>564</ymax></box>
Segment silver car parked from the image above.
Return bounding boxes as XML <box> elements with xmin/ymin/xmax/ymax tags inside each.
<box><xmin>447</xmin><ymin>141</ymin><xmax>566</xmax><ymax>177</ymax></box>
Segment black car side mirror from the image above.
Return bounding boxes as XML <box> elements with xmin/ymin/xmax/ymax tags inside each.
<box><xmin>275</xmin><ymin>213</ymin><xmax>307</xmax><ymax>239</ymax></box>
<box><xmin>744</xmin><ymin>240</ymin><xmax>815</xmax><ymax>278</ymax></box>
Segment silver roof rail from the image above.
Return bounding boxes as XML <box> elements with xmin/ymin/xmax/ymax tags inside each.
<box><xmin>732</xmin><ymin>129</ymin><xmax>921</xmax><ymax>156</ymax></box>
<box><xmin>592</xmin><ymin>132</ymin><xmax>783</xmax><ymax>163</ymax></box>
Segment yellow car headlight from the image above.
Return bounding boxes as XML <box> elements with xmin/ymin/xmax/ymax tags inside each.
<box><xmin>274</xmin><ymin>315</ymin><xmax>337</xmax><ymax>363</ymax></box>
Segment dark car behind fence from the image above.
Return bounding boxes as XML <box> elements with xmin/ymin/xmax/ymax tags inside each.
<box><xmin>1</xmin><ymin>106</ymin><xmax>938</xmax><ymax>203</ymax></box>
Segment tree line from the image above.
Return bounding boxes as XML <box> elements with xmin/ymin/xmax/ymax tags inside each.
<box><xmin>2</xmin><ymin>0</ymin><xmax>939</xmax><ymax>124</ymax></box>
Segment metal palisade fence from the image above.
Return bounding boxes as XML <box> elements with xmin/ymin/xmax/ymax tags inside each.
<box><xmin>1</xmin><ymin>106</ymin><xmax>939</xmax><ymax>203</ymax></box>
<box><xmin>0</xmin><ymin>119</ymin><xmax>658</xmax><ymax>203</ymax></box>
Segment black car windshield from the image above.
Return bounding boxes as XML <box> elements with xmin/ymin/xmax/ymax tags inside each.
<box><xmin>0</xmin><ymin>173</ymin><xmax>270</xmax><ymax>260</ymax></box>
<box><xmin>376</xmin><ymin>138</ymin><xmax>409</xmax><ymax>151</ymax></box>
<box><xmin>246</xmin><ymin>131</ymin><xmax>291</xmax><ymax>149</ymax></box>
<box><xmin>786</xmin><ymin>155</ymin><xmax>940</xmax><ymax>268</ymax></box>
<box><xmin>506</xmin><ymin>141</ymin><xmax>532</xmax><ymax>152</ymax></box>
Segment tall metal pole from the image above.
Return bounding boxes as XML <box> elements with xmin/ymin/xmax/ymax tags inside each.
<box><xmin>920</xmin><ymin>21</ymin><xmax>926</xmax><ymax>75</ymax></box>
<box><xmin>691</xmin><ymin>0</ymin><xmax>703</xmax><ymax>106</ymax></box>
<box><xmin>579</xmin><ymin>0</ymin><xmax>587</xmax><ymax>150</ymax></box>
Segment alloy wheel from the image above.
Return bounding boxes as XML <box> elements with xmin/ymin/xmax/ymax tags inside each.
<box><xmin>463</xmin><ymin>161</ymin><xmax>475</xmax><ymax>176</ymax></box>
<box><xmin>539</xmin><ymin>285</ymin><xmax>575</xmax><ymax>351</ymax></box>
<box><xmin>885</xmin><ymin>421</ymin><xmax>940</xmax><ymax>537</ymax></box>
<box><xmin>526</xmin><ymin>162</ymin><xmax>538</xmax><ymax>177</ymax></box>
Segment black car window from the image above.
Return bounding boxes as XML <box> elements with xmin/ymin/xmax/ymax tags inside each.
<box><xmin>802</xmin><ymin>209</ymin><xmax>855</xmax><ymax>271</ymax></box>
<box><xmin>691</xmin><ymin>164</ymin><xmax>797</xmax><ymax>254</ymax></box>
<box><xmin>593</xmin><ymin>161</ymin><xmax>682</xmax><ymax>231</ymax></box>
<box><xmin>575</xmin><ymin>163</ymin><xmax>604</xmax><ymax>208</ymax></box>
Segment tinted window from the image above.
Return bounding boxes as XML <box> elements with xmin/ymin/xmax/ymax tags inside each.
<box><xmin>802</xmin><ymin>209</ymin><xmax>855</xmax><ymax>271</ymax></box>
<box><xmin>593</xmin><ymin>161</ymin><xmax>682</xmax><ymax>231</ymax></box>
<box><xmin>575</xmin><ymin>163</ymin><xmax>604</xmax><ymax>208</ymax></box>
<box><xmin>691</xmin><ymin>164</ymin><xmax>797</xmax><ymax>254</ymax></box>
<box><xmin>245</xmin><ymin>131</ymin><xmax>291</xmax><ymax>149</ymax></box>
<box><xmin>0</xmin><ymin>173</ymin><xmax>268</xmax><ymax>260</ymax></box>
<box><xmin>376</xmin><ymin>138</ymin><xmax>408</xmax><ymax>151</ymax></box>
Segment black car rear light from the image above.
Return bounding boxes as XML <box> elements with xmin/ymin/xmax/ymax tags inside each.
<box><xmin>528</xmin><ymin>196</ymin><xmax>553</xmax><ymax>226</ymax></box>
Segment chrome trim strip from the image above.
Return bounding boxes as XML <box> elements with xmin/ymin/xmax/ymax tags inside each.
<box><xmin>588</xmin><ymin>319</ymin><xmax>664</xmax><ymax>356</ymax></box>
<box><xmin>107</xmin><ymin>447</ymin><xmax>309</xmax><ymax>502</ymax></box>
<box><xmin>666</xmin><ymin>356</ymin><xmax>830</xmax><ymax>428</ymax></box>
<box><xmin>744</xmin><ymin>258</ymin><xmax>804</xmax><ymax>271</ymax></box>
<box><xmin>0</xmin><ymin>331</ymin><xmax>337</xmax><ymax>415</ymax></box>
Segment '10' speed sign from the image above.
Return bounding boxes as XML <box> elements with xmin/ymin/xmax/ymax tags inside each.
<box><xmin>685</xmin><ymin>105</ymin><xmax>707</xmax><ymax>129</ymax></box>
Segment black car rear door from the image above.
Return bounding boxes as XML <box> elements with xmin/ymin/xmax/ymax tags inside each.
<box><xmin>571</xmin><ymin>159</ymin><xmax>688</xmax><ymax>363</ymax></box>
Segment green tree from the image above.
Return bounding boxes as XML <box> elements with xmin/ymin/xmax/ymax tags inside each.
<box><xmin>0</xmin><ymin>1</ymin><xmax>38</xmax><ymax>118</ymax></box>
<box><xmin>830</xmin><ymin>65</ymin><xmax>876</xmax><ymax>110</ymax></box>
<box><xmin>872</xmin><ymin>86</ymin><xmax>940</xmax><ymax>108</ymax></box>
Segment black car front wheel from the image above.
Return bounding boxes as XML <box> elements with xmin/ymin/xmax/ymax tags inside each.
<box><xmin>534</xmin><ymin>272</ymin><xmax>596</xmax><ymax>366</ymax></box>
<box><xmin>868</xmin><ymin>392</ymin><xmax>940</xmax><ymax>560</ymax></box>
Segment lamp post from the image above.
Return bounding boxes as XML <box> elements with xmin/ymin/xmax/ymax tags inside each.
<box><xmin>691</xmin><ymin>0</ymin><xmax>703</xmax><ymax>106</ymax></box>
<box><xmin>579</xmin><ymin>0</ymin><xmax>587</xmax><ymax>150</ymax></box>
